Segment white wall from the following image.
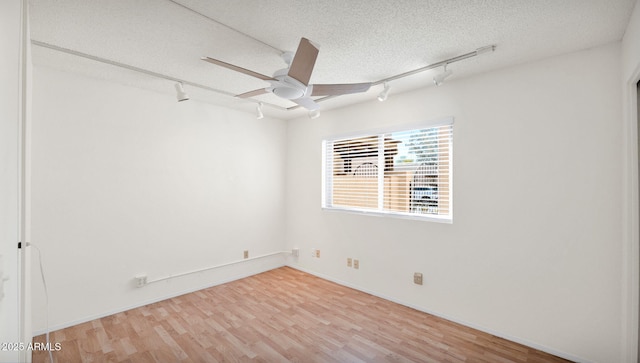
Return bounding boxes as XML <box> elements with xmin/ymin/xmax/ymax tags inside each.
<box><xmin>621</xmin><ymin>1</ymin><xmax>640</xmax><ymax>362</ymax></box>
<box><xmin>285</xmin><ymin>43</ymin><xmax>623</xmax><ymax>362</ymax></box>
<box><xmin>30</xmin><ymin>66</ymin><xmax>287</xmax><ymax>332</ymax></box>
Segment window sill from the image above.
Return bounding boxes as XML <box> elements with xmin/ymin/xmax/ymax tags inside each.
<box><xmin>321</xmin><ymin>206</ymin><xmax>452</xmax><ymax>224</ymax></box>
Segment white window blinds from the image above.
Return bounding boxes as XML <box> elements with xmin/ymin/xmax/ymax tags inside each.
<box><xmin>322</xmin><ymin>121</ymin><xmax>453</xmax><ymax>221</ymax></box>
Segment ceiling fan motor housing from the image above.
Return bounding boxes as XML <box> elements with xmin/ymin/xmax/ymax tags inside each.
<box><xmin>269</xmin><ymin>68</ymin><xmax>308</xmax><ymax>99</ymax></box>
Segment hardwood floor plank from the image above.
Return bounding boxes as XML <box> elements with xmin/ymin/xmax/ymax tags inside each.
<box><xmin>153</xmin><ymin>325</ymin><xmax>188</xmax><ymax>361</ymax></box>
<box><xmin>33</xmin><ymin>267</ymin><xmax>572</xmax><ymax>362</ymax></box>
<box><xmin>173</xmin><ymin>333</ymin><xmax>217</xmax><ymax>363</ymax></box>
<box><xmin>126</xmin><ymin>351</ymin><xmax>157</xmax><ymax>363</ymax></box>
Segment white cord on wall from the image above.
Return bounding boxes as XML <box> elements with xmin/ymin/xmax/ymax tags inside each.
<box><xmin>144</xmin><ymin>250</ymin><xmax>293</xmax><ymax>285</ymax></box>
<box><xmin>29</xmin><ymin>243</ymin><xmax>54</xmax><ymax>363</ymax></box>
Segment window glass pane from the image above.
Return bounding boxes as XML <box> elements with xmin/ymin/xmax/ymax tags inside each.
<box><xmin>323</xmin><ymin>121</ymin><xmax>452</xmax><ymax>222</ymax></box>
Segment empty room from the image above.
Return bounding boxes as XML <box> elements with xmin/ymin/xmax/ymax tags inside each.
<box><xmin>2</xmin><ymin>0</ymin><xmax>640</xmax><ymax>362</ymax></box>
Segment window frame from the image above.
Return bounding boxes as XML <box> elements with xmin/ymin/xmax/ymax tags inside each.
<box><xmin>321</xmin><ymin>118</ymin><xmax>453</xmax><ymax>223</ymax></box>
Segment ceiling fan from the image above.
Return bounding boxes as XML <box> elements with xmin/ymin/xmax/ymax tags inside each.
<box><xmin>202</xmin><ymin>38</ymin><xmax>372</xmax><ymax>111</ymax></box>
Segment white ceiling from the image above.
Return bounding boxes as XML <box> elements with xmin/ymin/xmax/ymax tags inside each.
<box><xmin>29</xmin><ymin>0</ymin><xmax>636</xmax><ymax>120</ymax></box>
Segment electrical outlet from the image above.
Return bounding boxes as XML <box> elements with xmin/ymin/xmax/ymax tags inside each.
<box><xmin>292</xmin><ymin>248</ymin><xmax>299</xmax><ymax>257</ymax></box>
<box><xmin>311</xmin><ymin>248</ymin><xmax>316</xmax><ymax>257</ymax></box>
<box><xmin>135</xmin><ymin>275</ymin><xmax>147</xmax><ymax>288</ymax></box>
<box><xmin>347</xmin><ymin>258</ymin><xmax>352</xmax><ymax>267</ymax></box>
<box><xmin>315</xmin><ymin>249</ymin><xmax>321</xmax><ymax>258</ymax></box>
<box><xmin>353</xmin><ymin>259</ymin><xmax>359</xmax><ymax>269</ymax></box>
<box><xmin>244</xmin><ymin>250</ymin><xmax>249</xmax><ymax>259</ymax></box>
<box><xmin>414</xmin><ymin>272</ymin><xmax>423</xmax><ymax>285</ymax></box>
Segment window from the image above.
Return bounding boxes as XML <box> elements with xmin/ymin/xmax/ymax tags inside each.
<box><xmin>322</xmin><ymin>120</ymin><xmax>453</xmax><ymax>222</ymax></box>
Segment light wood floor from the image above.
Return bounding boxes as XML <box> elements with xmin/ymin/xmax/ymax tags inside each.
<box><xmin>33</xmin><ymin>267</ymin><xmax>571</xmax><ymax>362</ymax></box>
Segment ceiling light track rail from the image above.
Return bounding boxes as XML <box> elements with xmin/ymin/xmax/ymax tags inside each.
<box><xmin>31</xmin><ymin>40</ymin><xmax>288</xmax><ymax>110</ymax></box>
<box><xmin>372</xmin><ymin>45</ymin><xmax>495</xmax><ymax>87</ymax></box>
<box><xmin>287</xmin><ymin>44</ymin><xmax>496</xmax><ymax>110</ymax></box>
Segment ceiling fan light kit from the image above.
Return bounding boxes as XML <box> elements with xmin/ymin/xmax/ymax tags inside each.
<box><xmin>268</xmin><ymin>67</ymin><xmax>309</xmax><ymax>100</ymax></box>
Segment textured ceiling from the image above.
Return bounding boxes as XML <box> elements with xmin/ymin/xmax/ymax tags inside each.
<box><xmin>29</xmin><ymin>0</ymin><xmax>636</xmax><ymax>119</ymax></box>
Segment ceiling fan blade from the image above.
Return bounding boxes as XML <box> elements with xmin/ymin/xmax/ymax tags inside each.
<box><xmin>287</xmin><ymin>38</ymin><xmax>319</xmax><ymax>86</ymax></box>
<box><xmin>291</xmin><ymin>97</ymin><xmax>320</xmax><ymax>111</ymax></box>
<box><xmin>201</xmin><ymin>57</ymin><xmax>276</xmax><ymax>81</ymax></box>
<box><xmin>311</xmin><ymin>83</ymin><xmax>372</xmax><ymax>96</ymax></box>
<box><xmin>236</xmin><ymin>88</ymin><xmax>269</xmax><ymax>98</ymax></box>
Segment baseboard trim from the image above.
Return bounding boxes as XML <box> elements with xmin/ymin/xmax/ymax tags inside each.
<box><xmin>286</xmin><ymin>263</ymin><xmax>588</xmax><ymax>363</ymax></box>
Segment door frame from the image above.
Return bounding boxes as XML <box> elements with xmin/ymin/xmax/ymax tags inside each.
<box><xmin>623</xmin><ymin>60</ymin><xmax>640</xmax><ymax>363</ymax></box>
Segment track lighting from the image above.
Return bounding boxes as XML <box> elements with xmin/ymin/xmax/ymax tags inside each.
<box><xmin>174</xmin><ymin>82</ymin><xmax>189</xmax><ymax>102</ymax></box>
<box><xmin>377</xmin><ymin>82</ymin><xmax>390</xmax><ymax>102</ymax></box>
<box><xmin>433</xmin><ymin>64</ymin><xmax>453</xmax><ymax>86</ymax></box>
<box><xmin>308</xmin><ymin>109</ymin><xmax>320</xmax><ymax>119</ymax></box>
<box><xmin>34</xmin><ymin>40</ymin><xmax>495</xmax><ymax>113</ymax></box>
<box><xmin>256</xmin><ymin>102</ymin><xmax>264</xmax><ymax>119</ymax></box>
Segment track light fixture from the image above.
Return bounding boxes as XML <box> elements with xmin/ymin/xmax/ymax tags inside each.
<box><xmin>308</xmin><ymin>109</ymin><xmax>320</xmax><ymax>119</ymax></box>
<box><xmin>377</xmin><ymin>82</ymin><xmax>391</xmax><ymax>102</ymax></box>
<box><xmin>256</xmin><ymin>102</ymin><xmax>264</xmax><ymax>119</ymax></box>
<box><xmin>174</xmin><ymin>82</ymin><xmax>189</xmax><ymax>102</ymax></box>
<box><xmin>433</xmin><ymin>64</ymin><xmax>453</xmax><ymax>86</ymax></box>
